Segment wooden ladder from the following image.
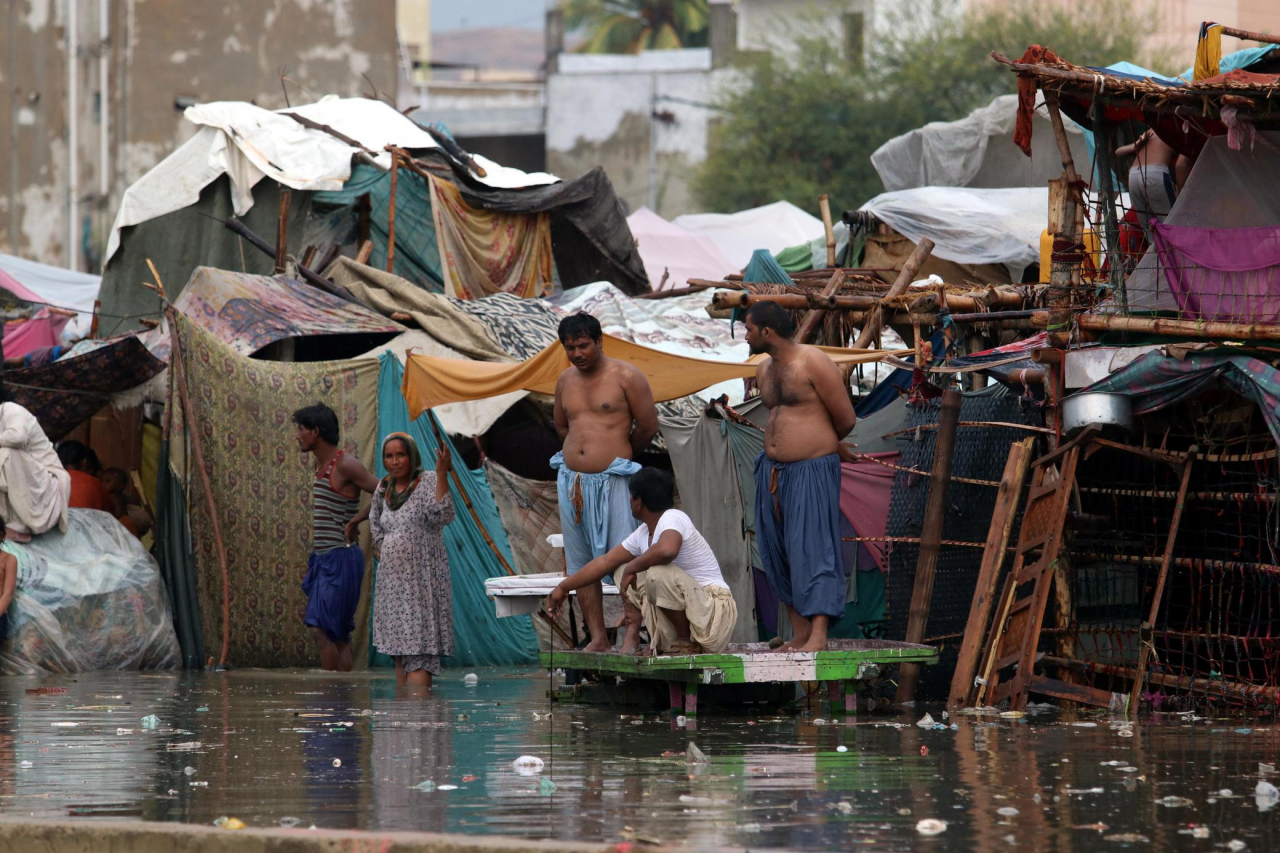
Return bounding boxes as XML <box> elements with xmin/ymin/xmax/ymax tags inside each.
<box><xmin>979</xmin><ymin>428</ymin><xmax>1108</xmax><ymax>711</ymax></box>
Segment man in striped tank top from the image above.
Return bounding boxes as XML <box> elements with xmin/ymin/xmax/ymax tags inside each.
<box><xmin>293</xmin><ymin>403</ymin><xmax>379</xmax><ymax>671</ymax></box>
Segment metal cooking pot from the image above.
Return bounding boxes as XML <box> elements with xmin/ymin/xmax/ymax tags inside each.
<box><xmin>1060</xmin><ymin>391</ymin><xmax>1133</xmax><ymax>436</ymax></box>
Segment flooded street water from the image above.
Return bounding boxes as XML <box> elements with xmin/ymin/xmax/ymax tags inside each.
<box><xmin>0</xmin><ymin>668</ymin><xmax>1277</xmax><ymax>850</ymax></box>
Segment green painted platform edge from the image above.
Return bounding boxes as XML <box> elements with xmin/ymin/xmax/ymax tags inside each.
<box><xmin>539</xmin><ymin>647</ymin><xmax>938</xmax><ymax>684</ymax></box>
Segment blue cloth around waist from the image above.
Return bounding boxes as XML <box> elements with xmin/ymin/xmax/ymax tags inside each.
<box><xmin>301</xmin><ymin>544</ymin><xmax>365</xmax><ymax>643</ymax></box>
<box><xmin>550</xmin><ymin>451</ymin><xmax>641</xmax><ymax>574</ymax></box>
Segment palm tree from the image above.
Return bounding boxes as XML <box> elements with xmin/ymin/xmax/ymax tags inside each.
<box><xmin>564</xmin><ymin>0</ymin><xmax>711</xmax><ymax>54</ymax></box>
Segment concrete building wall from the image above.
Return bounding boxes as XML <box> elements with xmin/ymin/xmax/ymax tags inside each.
<box><xmin>546</xmin><ymin>49</ymin><xmax>715</xmax><ymax>219</ymax></box>
<box><xmin>0</xmin><ymin>0</ymin><xmax>396</xmax><ymax>272</ymax></box>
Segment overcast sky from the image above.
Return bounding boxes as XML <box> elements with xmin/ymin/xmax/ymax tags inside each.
<box><xmin>432</xmin><ymin>0</ymin><xmax>547</xmax><ymax>32</ymax></box>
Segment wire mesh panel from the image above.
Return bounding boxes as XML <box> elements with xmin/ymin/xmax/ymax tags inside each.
<box><xmin>1063</xmin><ymin>441</ymin><xmax>1280</xmax><ymax>709</ymax></box>
<box><xmin>884</xmin><ymin>394</ymin><xmax>1045</xmax><ymax>700</ymax></box>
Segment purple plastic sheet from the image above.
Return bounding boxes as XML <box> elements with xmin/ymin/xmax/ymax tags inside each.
<box><xmin>1153</xmin><ymin>222</ymin><xmax>1280</xmax><ymax>323</ymax></box>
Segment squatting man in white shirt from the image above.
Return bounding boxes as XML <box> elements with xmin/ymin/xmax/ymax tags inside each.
<box><xmin>545</xmin><ymin>467</ymin><xmax>737</xmax><ymax>655</ymax></box>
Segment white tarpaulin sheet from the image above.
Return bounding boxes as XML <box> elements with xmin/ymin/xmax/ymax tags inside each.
<box><xmin>626</xmin><ymin>207</ymin><xmax>736</xmax><ymax>290</ymax></box>
<box><xmin>872</xmin><ymin>93</ymin><xmax>1086</xmax><ymax>192</ymax></box>
<box><xmin>105</xmin><ymin>96</ymin><xmax>560</xmax><ymax>264</ymax></box>
<box><xmin>0</xmin><ymin>252</ymin><xmax>100</xmax><ymax>341</ymax></box>
<box><xmin>859</xmin><ymin>186</ymin><xmax>1049</xmax><ymax>281</ymax></box>
<box><xmin>546</xmin><ymin>281</ymin><xmax>750</xmax><ymax>403</ymax></box>
<box><xmin>674</xmin><ymin>201</ymin><xmax>824</xmax><ymax>269</ymax></box>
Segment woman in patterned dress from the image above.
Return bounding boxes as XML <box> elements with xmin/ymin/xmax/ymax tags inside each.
<box><xmin>370</xmin><ymin>432</ymin><xmax>455</xmax><ymax>688</ymax></box>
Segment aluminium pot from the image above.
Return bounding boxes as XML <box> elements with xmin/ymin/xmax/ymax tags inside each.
<box><xmin>1060</xmin><ymin>391</ymin><xmax>1133</xmax><ymax>436</ymax></box>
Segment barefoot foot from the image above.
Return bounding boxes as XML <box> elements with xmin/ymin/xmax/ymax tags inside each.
<box><xmin>582</xmin><ymin>638</ymin><xmax>612</xmax><ymax>653</ymax></box>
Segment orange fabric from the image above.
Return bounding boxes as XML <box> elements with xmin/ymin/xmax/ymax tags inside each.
<box><xmin>401</xmin><ymin>333</ymin><xmax>903</xmax><ymax>420</ymax></box>
<box><xmin>67</xmin><ymin>469</ymin><xmax>113</xmax><ymax>512</ymax></box>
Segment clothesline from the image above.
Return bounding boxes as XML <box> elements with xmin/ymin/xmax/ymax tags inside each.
<box><xmin>849</xmin><ymin>452</ymin><xmax>1001</xmax><ymax>487</ymax></box>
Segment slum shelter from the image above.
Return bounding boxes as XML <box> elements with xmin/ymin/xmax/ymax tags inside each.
<box><xmin>932</xmin><ymin>32</ymin><xmax>1280</xmax><ymax>712</ymax></box>
<box><xmin>96</xmin><ymin>96</ymin><xmax>647</xmax><ymax>339</ymax></box>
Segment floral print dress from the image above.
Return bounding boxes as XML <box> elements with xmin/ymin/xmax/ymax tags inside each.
<box><xmin>370</xmin><ymin>473</ymin><xmax>455</xmax><ymax>674</ymax></box>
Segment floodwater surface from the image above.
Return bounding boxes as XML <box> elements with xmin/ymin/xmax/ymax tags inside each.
<box><xmin>0</xmin><ymin>668</ymin><xmax>1277</xmax><ymax>850</ymax></box>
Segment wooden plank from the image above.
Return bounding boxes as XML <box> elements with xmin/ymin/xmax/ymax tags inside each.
<box><xmin>897</xmin><ymin>389</ymin><xmax>963</xmax><ymax>704</ymax></box>
<box><xmin>973</xmin><ymin>573</ymin><xmax>1018</xmax><ymax>707</ymax></box>
<box><xmin>949</xmin><ymin>437</ymin><xmax>1036</xmax><ymax>710</ymax></box>
<box><xmin>1127</xmin><ymin>452</ymin><xmax>1195</xmax><ymax>715</ymax></box>
<box><xmin>1028</xmin><ymin>674</ymin><xmax>1117</xmax><ymax>709</ymax></box>
<box><xmin>1005</xmin><ymin>445</ymin><xmax>1083</xmax><ymax>710</ymax></box>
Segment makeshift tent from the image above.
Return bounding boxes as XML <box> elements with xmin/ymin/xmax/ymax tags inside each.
<box><xmin>774</xmin><ymin>222</ymin><xmax>853</xmax><ymax>273</ymax></box>
<box><xmin>101</xmin><ymin>97</ymin><xmax>646</xmax><ymax>335</ymax></box>
<box><xmin>674</xmin><ymin>202</ymin><xmax>824</xmax><ymax>270</ymax></box>
<box><xmin>872</xmin><ymin>93</ymin><xmax>1088</xmax><ymax>192</ymax></box>
<box><xmin>858</xmin><ymin>186</ymin><xmax>1049</xmax><ymax>282</ymax></box>
<box><xmin>1122</xmin><ymin>133</ymin><xmax>1280</xmax><ymax>316</ymax></box>
<box><xmin>374</xmin><ymin>354</ymin><xmax>537</xmax><ymax>666</ymax></box>
<box><xmin>4</xmin><ymin>312</ymin><xmax>69</xmax><ymax>362</ymax></box>
<box><xmin>167</xmin><ymin>312</ymin><xmax>381</xmax><ymax>668</ymax></box>
<box><xmin>0</xmin><ymin>251</ymin><xmax>100</xmax><ymax>341</ymax></box>
<box><xmin>149</xmin><ymin>266</ymin><xmax>403</xmax><ymax>359</ymax></box>
<box><xmin>401</xmin><ymin>334</ymin><xmax>898</xmax><ymax>419</ymax></box>
<box><xmin>625</xmin><ymin>207</ymin><xmax>736</xmax><ymax>290</ymax></box>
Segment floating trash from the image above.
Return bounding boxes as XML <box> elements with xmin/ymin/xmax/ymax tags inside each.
<box><xmin>679</xmin><ymin>795</ymin><xmax>712</xmax><ymax>805</ymax></box>
<box><xmin>1155</xmin><ymin>796</ymin><xmax>1193</xmax><ymax>808</ymax></box>
<box><xmin>19</xmin><ymin>761</ymin><xmax>32</xmax><ymax>769</ymax></box>
<box><xmin>538</xmin><ymin>776</ymin><xmax>556</xmax><ymax>796</ymax></box>
<box><xmin>437</xmin><ymin>784</ymin><xmax>458</xmax><ymax>791</ymax></box>
<box><xmin>51</xmin><ymin>722</ymin><xmax>78</xmax><ymax>727</ymax></box>
<box><xmin>115</xmin><ymin>728</ymin><xmax>133</xmax><ymax>735</ymax></box>
<box><xmin>512</xmin><ymin>755</ymin><xmax>544</xmax><ymax>776</ymax></box>
<box><xmin>916</xmin><ymin>819</ymin><xmax>947</xmax><ymax>836</ymax></box>
<box><xmin>676</xmin><ymin>715</ymin><xmax>687</xmax><ymax>727</ymax></box>
<box><xmin>532</xmin><ymin>711</ymin><xmax>552</xmax><ymax>721</ymax></box>
<box><xmin>836</xmin><ymin>746</ymin><xmax>848</xmax><ymax>753</ymax></box>
<box><xmin>1103</xmin><ymin>833</ymin><xmax>1149</xmax><ymax>843</ymax></box>
<box><xmin>183</xmin><ymin>767</ymin><xmax>196</xmax><ymax>777</ymax></box>
<box><xmin>415</xmin><ymin>780</ymin><xmax>436</xmax><ymax>792</ymax></box>
<box><xmin>917</xmin><ymin>713</ymin><xmax>936</xmax><ymax>728</ymax></box>
<box><xmin>331</xmin><ymin>759</ymin><xmax>342</xmax><ymax>768</ymax></box>
<box><xmin>686</xmin><ymin>743</ymin><xmax>709</xmax><ymax>765</ymax></box>
<box><xmin>997</xmin><ymin>807</ymin><xmax>1019</xmax><ymax>816</ymax></box>
<box><xmin>213</xmin><ymin>817</ymin><xmax>245</xmax><ymax>831</ymax></box>
<box><xmin>196</xmin><ymin>707</ymin><xmax>209</xmax><ymax>712</ymax></box>
<box><xmin>1256</xmin><ymin>780</ymin><xmax>1279</xmax><ymax>812</ymax></box>
<box><xmin>140</xmin><ymin>715</ymin><xmax>160</xmax><ymax>729</ymax></box>
<box><xmin>167</xmin><ymin>742</ymin><xmax>202</xmax><ymax>752</ymax></box>
<box><xmin>463</xmin><ymin>673</ymin><xmax>479</xmax><ymax>685</ymax></box>
<box><xmin>279</xmin><ymin>817</ymin><xmax>301</xmax><ymax>828</ymax></box>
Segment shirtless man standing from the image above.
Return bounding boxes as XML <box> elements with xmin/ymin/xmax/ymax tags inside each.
<box><xmin>552</xmin><ymin>313</ymin><xmax>658</xmax><ymax>653</ymax></box>
<box><xmin>745</xmin><ymin>302</ymin><xmax>856</xmax><ymax>652</ymax></box>
<box><xmin>1116</xmin><ymin>128</ymin><xmax>1179</xmax><ymax>230</ymax></box>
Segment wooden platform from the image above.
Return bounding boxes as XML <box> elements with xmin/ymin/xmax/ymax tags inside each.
<box><xmin>541</xmin><ymin>639</ymin><xmax>938</xmax><ymax>720</ymax></box>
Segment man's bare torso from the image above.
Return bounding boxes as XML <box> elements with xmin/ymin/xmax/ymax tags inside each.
<box><xmin>758</xmin><ymin>348</ymin><xmax>841</xmax><ymax>463</ymax></box>
<box><xmin>558</xmin><ymin>358</ymin><xmax>637</xmax><ymax>473</ymax></box>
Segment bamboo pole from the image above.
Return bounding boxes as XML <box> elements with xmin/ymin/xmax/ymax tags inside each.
<box><xmin>897</xmin><ymin>388</ymin><xmax>962</xmax><ymax>704</ymax></box>
<box><xmin>1042</xmin><ymin>655</ymin><xmax>1280</xmax><ymax>707</ymax></box>
<box><xmin>1090</xmin><ymin>103</ymin><xmax>1126</xmax><ymax>310</ymax></box>
<box><xmin>1218</xmin><ymin>25</ymin><xmax>1280</xmax><ymax>44</ymax></box>
<box><xmin>713</xmin><ymin>284</ymin><xmax>1024</xmax><ymax>314</ymax></box>
<box><xmin>424</xmin><ymin>413</ymin><xmax>515</xmax><ymax>577</ymax></box>
<box><xmin>793</xmin><ymin>268</ymin><xmax>843</xmax><ymax>344</ymax></box>
<box><xmin>854</xmin><ymin>238</ymin><xmax>935</xmax><ymax>349</ymax></box>
<box><xmin>273</xmin><ymin>188</ymin><xmax>291</xmax><ymax>275</ymax></box>
<box><xmin>819</xmin><ymin>194</ymin><xmax>836</xmax><ymax>268</ymax></box>
<box><xmin>1077</xmin><ymin>313</ymin><xmax>1280</xmax><ymax>341</ymax></box>
<box><xmin>386</xmin><ymin>154</ymin><xmax>399</xmax><ymax>274</ymax></box>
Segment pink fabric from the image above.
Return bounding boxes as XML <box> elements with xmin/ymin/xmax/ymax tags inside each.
<box><xmin>4</xmin><ymin>311</ymin><xmax>69</xmax><ymax>359</ymax></box>
<box><xmin>839</xmin><ymin>452</ymin><xmax>899</xmax><ymax>574</ymax></box>
<box><xmin>0</xmin><ymin>267</ymin><xmax>47</xmax><ymax>305</ymax></box>
<box><xmin>1152</xmin><ymin>222</ymin><xmax>1280</xmax><ymax>323</ymax></box>
<box><xmin>626</xmin><ymin>207</ymin><xmax>737</xmax><ymax>291</ymax></box>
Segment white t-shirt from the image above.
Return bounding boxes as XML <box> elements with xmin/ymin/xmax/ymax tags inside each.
<box><xmin>620</xmin><ymin>509</ymin><xmax>729</xmax><ymax>590</ymax></box>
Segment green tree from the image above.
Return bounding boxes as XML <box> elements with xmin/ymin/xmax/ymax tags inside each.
<box><xmin>694</xmin><ymin>0</ymin><xmax>1171</xmax><ymax>214</ymax></box>
<box><xmin>564</xmin><ymin>0</ymin><xmax>710</xmax><ymax>53</ymax></box>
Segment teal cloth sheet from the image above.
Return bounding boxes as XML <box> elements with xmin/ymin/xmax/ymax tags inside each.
<box><xmin>370</xmin><ymin>353</ymin><xmax>537</xmax><ymax>667</ymax></box>
<box><xmin>314</xmin><ymin>163</ymin><xmax>445</xmax><ymax>291</ymax></box>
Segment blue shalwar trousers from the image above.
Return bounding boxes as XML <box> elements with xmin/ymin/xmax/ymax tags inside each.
<box><xmin>753</xmin><ymin>452</ymin><xmax>844</xmax><ymax>621</ymax></box>
<box><xmin>550</xmin><ymin>451</ymin><xmax>641</xmax><ymax>575</ymax></box>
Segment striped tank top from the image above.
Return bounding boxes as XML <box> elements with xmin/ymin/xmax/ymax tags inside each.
<box><xmin>313</xmin><ymin>451</ymin><xmax>359</xmax><ymax>552</ymax></box>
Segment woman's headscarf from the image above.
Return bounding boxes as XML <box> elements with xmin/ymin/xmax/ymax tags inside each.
<box><xmin>380</xmin><ymin>432</ymin><xmax>423</xmax><ymax>511</ymax></box>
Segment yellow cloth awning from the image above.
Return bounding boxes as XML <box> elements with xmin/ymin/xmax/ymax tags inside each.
<box><xmin>402</xmin><ymin>333</ymin><xmax>900</xmax><ymax>419</ymax></box>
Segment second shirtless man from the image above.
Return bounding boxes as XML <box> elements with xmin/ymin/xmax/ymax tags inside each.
<box><xmin>745</xmin><ymin>302</ymin><xmax>856</xmax><ymax>652</ymax></box>
<box><xmin>552</xmin><ymin>313</ymin><xmax>658</xmax><ymax>653</ymax></box>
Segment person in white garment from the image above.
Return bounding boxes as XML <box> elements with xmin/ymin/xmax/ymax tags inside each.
<box><xmin>0</xmin><ymin>396</ymin><xmax>69</xmax><ymax>541</ymax></box>
<box><xmin>545</xmin><ymin>467</ymin><xmax>736</xmax><ymax>656</ymax></box>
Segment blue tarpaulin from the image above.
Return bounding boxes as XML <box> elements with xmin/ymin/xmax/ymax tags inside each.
<box><xmin>372</xmin><ymin>353</ymin><xmax>537</xmax><ymax>667</ymax></box>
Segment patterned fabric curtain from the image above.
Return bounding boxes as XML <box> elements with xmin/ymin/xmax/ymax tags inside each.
<box><xmin>427</xmin><ymin>174</ymin><xmax>554</xmax><ymax>300</ymax></box>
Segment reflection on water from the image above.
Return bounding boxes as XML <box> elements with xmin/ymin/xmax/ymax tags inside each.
<box><xmin>0</xmin><ymin>669</ymin><xmax>1276</xmax><ymax>849</ymax></box>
